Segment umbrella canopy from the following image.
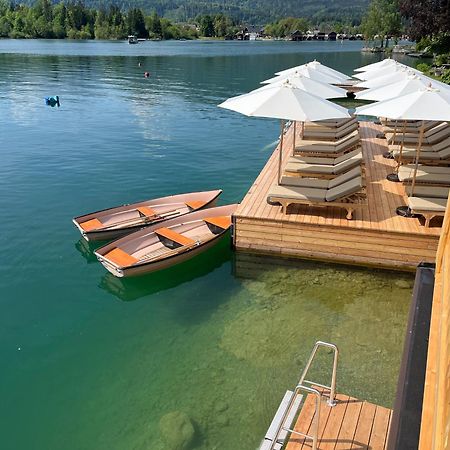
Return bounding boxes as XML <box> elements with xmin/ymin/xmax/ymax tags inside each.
<box><xmin>355</xmin><ymin>86</ymin><xmax>450</xmax><ymax>121</ymax></box>
<box><xmin>353</xmin><ymin>62</ymin><xmax>419</xmax><ymax>81</ymax></box>
<box><xmin>219</xmin><ymin>81</ymin><xmax>350</xmax><ymax>184</ymax></box>
<box><xmin>356</xmin><ymin>86</ymin><xmax>450</xmax><ymax>206</ymax></box>
<box><xmin>262</xmin><ymin>66</ymin><xmax>344</xmax><ymax>85</ymax></box>
<box><xmin>257</xmin><ymin>74</ymin><xmax>348</xmax><ymax>99</ymax></box>
<box><xmin>219</xmin><ymin>81</ymin><xmax>350</xmax><ymax>122</ymax></box>
<box><xmin>354</xmin><ymin>58</ymin><xmax>397</xmax><ymax>73</ymax></box>
<box><xmin>355</xmin><ymin>69</ymin><xmax>416</xmax><ymax>89</ymax></box>
<box><xmin>355</xmin><ymin>75</ymin><xmax>438</xmax><ymax>101</ymax></box>
<box><xmin>276</xmin><ymin>60</ymin><xmax>349</xmax><ymax>81</ymax></box>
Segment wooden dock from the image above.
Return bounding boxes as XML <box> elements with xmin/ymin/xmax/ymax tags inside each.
<box><xmin>285</xmin><ymin>389</ymin><xmax>392</xmax><ymax>450</ymax></box>
<box><xmin>233</xmin><ymin>121</ymin><xmax>442</xmax><ymax>271</ymax></box>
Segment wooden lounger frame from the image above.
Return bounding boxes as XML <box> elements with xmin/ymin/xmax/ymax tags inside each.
<box><xmin>410</xmin><ymin>209</ymin><xmax>446</xmax><ymax>228</ymax></box>
<box><xmin>270</xmin><ymin>189</ymin><xmax>367</xmax><ymax>219</ymax></box>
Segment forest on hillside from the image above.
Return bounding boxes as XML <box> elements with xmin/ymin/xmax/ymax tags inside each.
<box><xmin>13</xmin><ymin>0</ymin><xmax>370</xmax><ymax>25</ymax></box>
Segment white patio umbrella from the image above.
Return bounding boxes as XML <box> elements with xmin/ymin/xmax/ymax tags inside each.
<box><xmin>259</xmin><ymin>73</ymin><xmax>348</xmax><ymax>98</ymax></box>
<box><xmin>355</xmin><ymin>74</ymin><xmax>436</xmax><ymax>101</ymax></box>
<box><xmin>353</xmin><ymin>62</ymin><xmax>411</xmax><ymax>81</ymax></box>
<box><xmin>356</xmin><ymin>75</ymin><xmax>446</xmax><ymax>169</ymax></box>
<box><xmin>262</xmin><ymin>66</ymin><xmax>345</xmax><ymax>85</ymax></box>
<box><xmin>354</xmin><ymin>57</ymin><xmax>397</xmax><ymax>73</ymax></box>
<box><xmin>255</xmin><ymin>75</ymin><xmax>348</xmax><ymax>153</ymax></box>
<box><xmin>354</xmin><ymin>63</ymin><xmax>420</xmax><ymax>81</ymax></box>
<box><xmin>355</xmin><ymin>86</ymin><xmax>450</xmax><ymax>215</ymax></box>
<box><xmin>276</xmin><ymin>60</ymin><xmax>349</xmax><ymax>81</ymax></box>
<box><xmin>218</xmin><ymin>81</ymin><xmax>351</xmax><ymax>183</ymax></box>
<box><xmin>355</xmin><ymin>69</ymin><xmax>416</xmax><ymax>89</ymax></box>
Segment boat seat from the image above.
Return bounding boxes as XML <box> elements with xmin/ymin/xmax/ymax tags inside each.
<box><xmin>185</xmin><ymin>200</ymin><xmax>207</xmax><ymax>210</ymax></box>
<box><xmin>155</xmin><ymin>227</ymin><xmax>196</xmax><ymax>246</ymax></box>
<box><xmin>137</xmin><ymin>206</ymin><xmax>157</xmax><ymax>217</ymax></box>
<box><xmin>204</xmin><ymin>216</ymin><xmax>232</xmax><ymax>230</ymax></box>
<box><xmin>104</xmin><ymin>247</ymin><xmax>138</xmax><ymax>267</ymax></box>
<box><xmin>79</xmin><ymin>218</ymin><xmax>102</xmax><ymax>231</ymax></box>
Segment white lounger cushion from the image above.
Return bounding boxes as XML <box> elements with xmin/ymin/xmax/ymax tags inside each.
<box><xmin>288</xmin><ymin>148</ymin><xmax>361</xmax><ymax>166</ymax></box>
<box><xmin>268</xmin><ymin>185</ymin><xmax>326</xmax><ymax>202</ymax></box>
<box><xmin>326</xmin><ymin>176</ymin><xmax>363</xmax><ymax>202</ymax></box>
<box><xmin>398</xmin><ymin>166</ymin><xmax>450</xmax><ymax>184</ymax></box>
<box><xmin>400</xmin><ymin>164</ymin><xmax>450</xmax><ymax>175</ymax></box>
<box><xmin>387</xmin><ymin>123</ymin><xmax>450</xmax><ymax>145</ymax></box>
<box><xmin>305</xmin><ymin>117</ymin><xmax>357</xmax><ymax>129</ymax></box>
<box><xmin>285</xmin><ymin>150</ymin><xmax>362</xmax><ymax>174</ymax></box>
<box><xmin>295</xmin><ymin>130</ymin><xmax>360</xmax><ymax>153</ymax></box>
<box><xmin>281</xmin><ymin>166</ymin><xmax>361</xmax><ymax>189</ymax></box>
<box><xmin>390</xmin><ymin>136</ymin><xmax>450</xmax><ymax>153</ymax></box>
<box><xmin>412</xmin><ymin>186</ymin><xmax>450</xmax><ymax>199</ymax></box>
<box><xmin>280</xmin><ymin>176</ymin><xmax>329</xmax><ymax>189</ymax></box>
<box><xmin>393</xmin><ymin>147</ymin><xmax>450</xmax><ymax>160</ymax></box>
<box><xmin>408</xmin><ymin>197</ymin><xmax>447</xmax><ymax>212</ymax></box>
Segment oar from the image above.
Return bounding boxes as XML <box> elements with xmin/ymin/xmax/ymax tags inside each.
<box><xmin>100</xmin><ymin>209</ymin><xmax>181</xmax><ymax>230</ymax></box>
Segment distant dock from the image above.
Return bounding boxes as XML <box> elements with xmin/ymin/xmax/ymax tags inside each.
<box><xmin>233</xmin><ymin>121</ymin><xmax>441</xmax><ymax>271</ymax></box>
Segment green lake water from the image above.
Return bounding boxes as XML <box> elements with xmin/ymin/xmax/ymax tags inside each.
<box><xmin>0</xmin><ymin>39</ymin><xmax>416</xmax><ymax>450</ymax></box>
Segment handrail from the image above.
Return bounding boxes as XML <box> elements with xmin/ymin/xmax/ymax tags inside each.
<box><xmin>267</xmin><ymin>341</ymin><xmax>339</xmax><ymax>450</ymax></box>
<box><xmin>299</xmin><ymin>341</ymin><xmax>339</xmax><ymax>407</ymax></box>
<box><xmin>283</xmin><ymin>385</ymin><xmax>321</xmax><ymax>450</ymax></box>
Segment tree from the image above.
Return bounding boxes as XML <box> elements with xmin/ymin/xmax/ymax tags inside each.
<box><xmin>197</xmin><ymin>14</ymin><xmax>214</xmax><ymax>37</ymax></box>
<box><xmin>399</xmin><ymin>0</ymin><xmax>449</xmax><ymax>40</ymax></box>
<box><xmin>361</xmin><ymin>0</ymin><xmax>401</xmax><ymax>47</ymax></box>
<box><xmin>146</xmin><ymin>11</ymin><xmax>162</xmax><ymax>38</ymax></box>
<box><xmin>127</xmin><ymin>8</ymin><xmax>146</xmax><ymax>38</ymax></box>
<box><xmin>53</xmin><ymin>3</ymin><xmax>67</xmax><ymax>38</ymax></box>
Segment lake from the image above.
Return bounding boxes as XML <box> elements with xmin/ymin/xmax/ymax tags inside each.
<box><xmin>0</xmin><ymin>39</ymin><xmax>415</xmax><ymax>450</ymax></box>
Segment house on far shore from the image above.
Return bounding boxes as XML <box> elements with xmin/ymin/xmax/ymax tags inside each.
<box><xmin>235</xmin><ymin>25</ymin><xmax>261</xmax><ymax>40</ymax></box>
<box><xmin>290</xmin><ymin>30</ymin><xmax>305</xmax><ymax>41</ymax></box>
<box><xmin>327</xmin><ymin>31</ymin><xmax>337</xmax><ymax>41</ymax></box>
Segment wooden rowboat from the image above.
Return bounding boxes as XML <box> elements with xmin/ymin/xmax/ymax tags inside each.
<box><xmin>94</xmin><ymin>204</ymin><xmax>238</xmax><ymax>277</ymax></box>
<box><xmin>73</xmin><ymin>190</ymin><xmax>222</xmax><ymax>241</ymax></box>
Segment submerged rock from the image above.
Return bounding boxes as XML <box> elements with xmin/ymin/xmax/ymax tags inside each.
<box><xmin>159</xmin><ymin>411</ymin><xmax>195</xmax><ymax>450</ymax></box>
<box><xmin>394</xmin><ymin>279</ymin><xmax>412</xmax><ymax>289</ymax></box>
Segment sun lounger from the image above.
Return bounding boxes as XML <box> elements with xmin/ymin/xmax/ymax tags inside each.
<box><xmin>295</xmin><ymin>130</ymin><xmax>360</xmax><ymax>155</ymax></box>
<box><xmin>288</xmin><ymin>147</ymin><xmax>362</xmax><ymax>166</ymax></box>
<box><xmin>411</xmin><ymin>185</ymin><xmax>450</xmax><ymax>199</ymax></box>
<box><xmin>267</xmin><ymin>176</ymin><xmax>366</xmax><ymax>219</ymax></box>
<box><xmin>306</xmin><ymin>117</ymin><xmax>357</xmax><ymax>128</ymax></box>
<box><xmin>281</xmin><ymin>166</ymin><xmax>362</xmax><ymax>189</ymax></box>
<box><xmin>382</xmin><ymin>120</ymin><xmax>438</xmax><ymax>135</ymax></box>
<box><xmin>380</xmin><ymin>118</ymin><xmax>422</xmax><ymax>127</ymax></box>
<box><xmin>285</xmin><ymin>149</ymin><xmax>363</xmax><ymax>177</ymax></box>
<box><xmin>398</xmin><ymin>165</ymin><xmax>450</xmax><ymax>185</ymax></box>
<box><xmin>407</xmin><ymin>196</ymin><xmax>447</xmax><ymax>227</ymax></box>
<box><xmin>389</xmin><ymin>136</ymin><xmax>450</xmax><ymax>155</ymax></box>
<box><xmin>303</xmin><ymin>120</ymin><xmax>359</xmax><ymax>140</ymax></box>
<box><xmin>386</xmin><ymin>123</ymin><xmax>450</xmax><ymax>145</ymax></box>
<box><xmin>392</xmin><ymin>147</ymin><xmax>450</xmax><ymax>165</ymax></box>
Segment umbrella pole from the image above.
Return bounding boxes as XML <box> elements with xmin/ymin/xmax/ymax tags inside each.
<box><xmin>292</xmin><ymin>121</ymin><xmax>296</xmax><ymax>156</ymax></box>
<box><xmin>278</xmin><ymin>119</ymin><xmax>285</xmax><ymax>185</ymax></box>
<box><xmin>410</xmin><ymin>121</ymin><xmax>425</xmax><ymax>198</ymax></box>
<box><xmin>387</xmin><ymin>120</ymin><xmax>406</xmax><ymax>182</ymax></box>
<box><xmin>396</xmin><ymin>121</ymin><xmax>424</xmax><ymax>218</ymax></box>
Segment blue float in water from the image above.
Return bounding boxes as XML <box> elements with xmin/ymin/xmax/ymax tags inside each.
<box><xmin>45</xmin><ymin>96</ymin><xmax>60</xmax><ymax>107</ymax></box>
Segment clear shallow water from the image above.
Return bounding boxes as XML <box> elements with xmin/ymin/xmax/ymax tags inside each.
<box><xmin>0</xmin><ymin>40</ymin><xmax>415</xmax><ymax>450</ymax></box>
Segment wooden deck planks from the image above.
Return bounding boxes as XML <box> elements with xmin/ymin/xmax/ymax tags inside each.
<box><xmin>284</xmin><ymin>391</ymin><xmax>391</xmax><ymax>450</ymax></box>
<box><xmin>234</xmin><ymin>121</ymin><xmax>441</xmax><ymax>269</ymax></box>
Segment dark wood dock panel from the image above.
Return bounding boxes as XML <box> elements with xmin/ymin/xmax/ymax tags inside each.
<box><xmin>234</xmin><ymin>121</ymin><xmax>441</xmax><ymax>270</ymax></box>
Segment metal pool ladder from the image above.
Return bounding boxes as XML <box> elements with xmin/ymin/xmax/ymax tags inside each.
<box><xmin>260</xmin><ymin>341</ymin><xmax>339</xmax><ymax>450</ymax></box>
